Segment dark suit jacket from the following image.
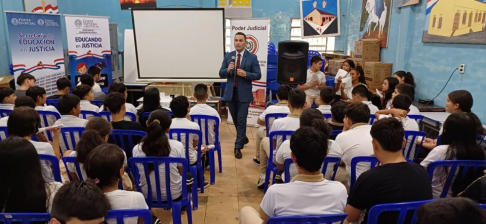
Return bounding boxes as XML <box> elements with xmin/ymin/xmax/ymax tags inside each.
<box><xmin>219</xmin><ymin>50</ymin><xmax>261</xmax><ymax>103</ymax></box>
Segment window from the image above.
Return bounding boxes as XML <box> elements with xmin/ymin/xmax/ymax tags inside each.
<box><xmin>483</xmin><ymin>12</ymin><xmax>486</xmax><ymax>23</ymax></box>
<box><xmin>432</xmin><ymin>16</ymin><xmax>436</xmax><ymax>27</ymax></box>
<box><xmin>469</xmin><ymin>12</ymin><xmax>473</xmax><ymax>27</ymax></box>
<box><xmin>224</xmin><ymin>19</ymin><xmax>270</xmax><ymax>53</ymax></box>
<box><xmin>438</xmin><ymin>17</ymin><xmax>443</xmax><ymax>29</ymax></box>
<box><xmin>463</xmin><ymin>11</ymin><xmax>467</xmax><ymax>25</ymax></box>
<box><xmin>290</xmin><ymin>18</ymin><xmax>335</xmax><ymax>53</ymax></box>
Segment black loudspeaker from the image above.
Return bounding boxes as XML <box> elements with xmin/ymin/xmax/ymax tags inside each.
<box><xmin>277</xmin><ymin>41</ymin><xmax>309</xmax><ymax>85</ymax></box>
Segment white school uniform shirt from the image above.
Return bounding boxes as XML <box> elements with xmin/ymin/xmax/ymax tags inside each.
<box><xmin>100</xmin><ymin>103</ymin><xmax>138</xmax><ymax>116</ymax></box>
<box><xmin>317</xmin><ymin>105</ymin><xmax>332</xmax><ymax>114</ymax></box>
<box><xmin>335</xmin><ymin>72</ymin><xmax>350</xmax><ymax>96</ymax></box>
<box><xmin>378</xmin><ymin>114</ymin><xmax>419</xmax><ymax>131</ymax></box>
<box><xmin>35</xmin><ymin>105</ymin><xmax>60</xmax><ymax>126</ymax></box>
<box><xmin>385</xmin><ymin>99</ymin><xmax>392</xmax><ymax>109</ymax></box>
<box><xmin>190</xmin><ymin>104</ymin><xmax>221</xmax><ymax>145</ymax></box>
<box><xmin>259</xmin><ymin>102</ymin><xmax>290</xmax><ymax>129</ymax></box>
<box><xmin>0</xmin><ymin>116</ymin><xmax>8</xmax><ymax>127</ymax></box>
<box><xmin>46</xmin><ymin>182</ymin><xmax>63</xmax><ymax>212</ymax></box>
<box><xmin>409</xmin><ymin>104</ymin><xmax>420</xmax><ymax>115</ymax></box>
<box><xmin>270</xmin><ymin>115</ymin><xmax>300</xmax><ymax>158</ymax></box>
<box><xmin>260</xmin><ymin>176</ymin><xmax>347</xmax><ymax>218</ymax></box>
<box><xmin>304</xmin><ymin>69</ymin><xmax>326</xmax><ymax>96</ymax></box>
<box><xmin>335</xmin><ymin>124</ymin><xmax>374</xmax><ymax>180</ymax></box>
<box><xmin>105</xmin><ymin>190</ymin><xmax>149</xmax><ymax>224</ymax></box>
<box><xmin>132</xmin><ymin>140</ymin><xmax>185</xmax><ymax>201</ymax></box>
<box><xmin>420</xmin><ymin>145</ymin><xmax>450</xmax><ymax>198</ymax></box>
<box><xmin>0</xmin><ymin>104</ymin><xmax>14</xmax><ymax>110</ymax></box>
<box><xmin>54</xmin><ymin>115</ymin><xmax>88</xmax><ymax>153</ymax></box>
<box><xmin>362</xmin><ymin>101</ymin><xmax>379</xmax><ymax>115</ymax></box>
<box><xmin>67</xmin><ymin>150</ymin><xmax>128</xmax><ymax>180</ymax></box>
<box><xmin>170</xmin><ymin>118</ymin><xmax>200</xmax><ymax>164</ymax></box>
<box><xmin>30</xmin><ymin>140</ymin><xmax>56</xmax><ymax>182</ymax></box>
<box><xmin>80</xmin><ymin>100</ymin><xmax>100</xmax><ymax>113</ymax></box>
<box><xmin>78</xmin><ymin>82</ymin><xmax>102</xmax><ymax>93</ymax></box>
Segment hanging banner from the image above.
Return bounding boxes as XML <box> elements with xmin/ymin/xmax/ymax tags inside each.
<box><xmin>24</xmin><ymin>0</ymin><xmax>59</xmax><ymax>14</ymax></box>
<box><xmin>65</xmin><ymin>15</ymin><xmax>112</xmax><ymax>90</ymax></box>
<box><xmin>230</xmin><ymin>19</ymin><xmax>269</xmax><ymax>126</ymax></box>
<box><xmin>6</xmin><ymin>12</ymin><xmax>65</xmax><ymax>95</ymax></box>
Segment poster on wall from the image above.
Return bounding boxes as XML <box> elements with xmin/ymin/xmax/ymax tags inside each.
<box><xmin>229</xmin><ymin>19</ymin><xmax>269</xmax><ymax>126</ymax></box>
<box><xmin>359</xmin><ymin>0</ymin><xmax>393</xmax><ymax>47</ymax></box>
<box><xmin>6</xmin><ymin>12</ymin><xmax>65</xmax><ymax>95</ymax></box>
<box><xmin>24</xmin><ymin>0</ymin><xmax>59</xmax><ymax>13</ymax></box>
<box><xmin>422</xmin><ymin>0</ymin><xmax>486</xmax><ymax>44</ymax></box>
<box><xmin>218</xmin><ymin>0</ymin><xmax>251</xmax><ymax>7</ymax></box>
<box><xmin>300</xmin><ymin>0</ymin><xmax>340</xmax><ymax>37</ymax></box>
<box><xmin>65</xmin><ymin>15</ymin><xmax>112</xmax><ymax>90</ymax></box>
<box><xmin>120</xmin><ymin>0</ymin><xmax>156</xmax><ymax>10</ymax></box>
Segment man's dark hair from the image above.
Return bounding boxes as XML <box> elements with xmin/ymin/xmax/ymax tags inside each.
<box><xmin>344</xmin><ymin>102</ymin><xmax>370</xmax><ymax>124</ymax></box>
<box><xmin>370</xmin><ymin>118</ymin><xmax>404</xmax><ymax>152</ymax></box>
<box><xmin>288</xmin><ymin>89</ymin><xmax>306</xmax><ymax>109</ymax></box>
<box><xmin>396</xmin><ymin>83</ymin><xmax>415</xmax><ymax>100</ymax></box>
<box><xmin>235</xmin><ymin>32</ymin><xmax>247</xmax><ymax>40</ymax></box>
<box><xmin>56</xmin><ymin>77</ymin><xmax>71</xmax><ymax>91</ymax></box>
<box><xmin>392</xmin><ymin>94</ymin><xmax>412</xmax><ymax>110</ymax></box>
<box><xmin>58</xmin><ymin>94</ymin><xmax>80</xmax><ymax>115</ymax></box>
<box><xmin>0</xmin><ymin>87</ymin><xmax>15</xmax><ymax>103</ymax></box>
<box><xmin>170</xmin><ymin>96</ymin><xmax>190</xmax><ymax>118</ymax></box>
<box><xmin>331</xmin><ymin>101</ymin><xmax>346</xmax><ymax>123</ymax></box>
<box><xmin>108</xmin><ymin>82</ymin><xmax>127</xmax><ymax>94</ymax></box>
<box><xmin>80</xmin><ymin>74</ymin><xmax>95</xmax><ymax>87</ymax></box>
<box><xmin>310</xmin><ymin>56</ymin><xmax>323</xmax><ymax>65</ymax></box>
<box><xmin>194</xmin><ymin>83</ymin><xmax>208</xmax><ymax>101</ymax></box>
<box><xmin>351</xmin><ymin>85</ymin><xmax>371</xmax><ymax>100</ymax></box>
<box><xmin>72</xmin><ymin>85</ymin><xmax>92</xmax><ymax>100</ymax></box>
<box><xmin>16</xmin><ymin>73</ymin><xmax>35</xmax><ymax>86</ymax></box>
<box><xmin>104</xmin><ymin>92</ymin><xmax>125</xmax><ymax>115</ymax></box>
<box><xmin>320</xmin><ymin>86</ymin><xmax>335</xmax><ymax>104</ymax></box>
<box><xmin>417</xmin><ymin>198</ymin><xmax>486</xmax><ymax>224</ymax></box>
<box><xmin>25</xmin><ymin>86</ymin><xmax>46</xmax><ymax>103</ymax></box>
<box><xmin>88</xmin><ymin>66</ymin><xmax>102</xmax><ymax>77</ymax></box>
<box><xmin>50</xmin><ymin>181</ymin><xmax>110</xmax><ymax>223</ymax></box>
<box><xmin>277</xmin><ymin>84</ymin><xmax>292</xmax><ymax>101</ymax></box>
<box><xmin>15</xmin><ymin>96</ymin><xmax>35</xmax><ymax>108</ymax></box>
<box><xmin>8</xmin><ymin>107</ymin><xmax>40</xmax><ymax>137</ymax></box>
<box><xmin>290</xmin><ymin>126</ymin><xmax>328</xmax><ymax>172</ymax></box>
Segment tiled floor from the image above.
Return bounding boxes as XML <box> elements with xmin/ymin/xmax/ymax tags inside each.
<box><xmin>154</xmin><ymin>120</ymin><xmax>263</xmax><ymax>224</ymax></box>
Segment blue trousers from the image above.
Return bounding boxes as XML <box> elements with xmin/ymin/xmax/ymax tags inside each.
<box><xmin>228</xmin><ymin>88</ymin><xmax>249</xmax><ymax>150</ymax></box>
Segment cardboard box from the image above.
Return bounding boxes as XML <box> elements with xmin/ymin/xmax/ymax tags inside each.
<box><xmin>354</xmin><ymin>39</ymin><xmax>380</xmax><ymax>61</ymax></box>
<box><xmin>328</xmin><ymin>59</ymin><xmax>346</xmax><ymax>75</ymax></box>
<box><xmin>0</xmin><ymin>75</ymin><xmax>14</xmax><ymax>88</ymax></box>
<box><xmin>363</xmin><ymin>62</ymin><xmax>393</xmax><ymax>89</ymax></box>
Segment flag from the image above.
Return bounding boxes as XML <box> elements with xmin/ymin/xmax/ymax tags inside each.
<box><xmin>426</xmin><ymin>0</ymin><xmax>439</xmax><ymax>15</ymax></box>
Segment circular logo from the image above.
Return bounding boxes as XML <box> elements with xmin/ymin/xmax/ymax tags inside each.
<box><xmin>245</xmin><ymin>35</ymin><xmax>259</xmax><ymax>54</ymax></box>
<box><xmin>11</xmin><ymin>18</ymin><xmax>19</xmax><ymax>25</ymax></box>
<box><xmin>37</xmin><ymin>19</ymin><xmax>45</xmax><ymax>26</ymax></box>
<box><xmin>74</xmin><ymin>19</ymin><xmax>82</xmax><ymax>27</ymax></box>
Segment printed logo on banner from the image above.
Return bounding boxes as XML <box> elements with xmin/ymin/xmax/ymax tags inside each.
<box><xmin>11</xmin><ymin>18</ymin><xmax>19</xmax><ymax>25</ymax></box>
<box><xmin>37</xmin><ymin>19</ymin><xmax>45</xmax><ymax>26</ymax></box>
<box><xmin>245</xmin><ymin>34</ymin><xmax>259</xmax><ymax>54</ymax></box>
<box><xmin>75</xmin><ymin>19</ymin><xmax>82</xmax><ymax>27</ymax></box>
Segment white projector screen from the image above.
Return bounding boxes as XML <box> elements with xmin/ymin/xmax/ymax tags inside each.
<box><xmin>132</xmin><ymin>9</ymin><xmax>225</xmax><ymax>80</ymax></box>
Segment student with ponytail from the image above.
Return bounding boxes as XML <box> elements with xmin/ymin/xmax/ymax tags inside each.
<box><xmin>393</xmin><ymin>71</ymin><xmax>416</xmax><ymax>88</ymax></box>
<box><xmin>381</xmin><ymin>77</ymin><xmax>399</xmax><ymax>109</ymax></box>
<box><xmin>341</xmin><ymin>66</ymin><xmax>367</xmax><ymax>101</ymax></box>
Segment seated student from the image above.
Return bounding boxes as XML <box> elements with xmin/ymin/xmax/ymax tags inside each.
<box><xmin>0</xmin><ymin>136</ymin><xmax>63</xmax><ymax>213</ymax></box>
<box><xmin>15</xmin><ymin>72</ymin><xmax>36</xmax><ymax>97</ymax></box>
<box><xmin>391</xmin><ymin>83</ymin><xmax>420</xmax><ymax>114</ymax></box>
<box><xmin>341</xmin><ymin>66</ymin><xmax>367</xmax><ymax>101</ymax></box>
<box><xmin>375</xmin><ymin>95</ymin><xmax>419</xmax><ymax>131</ymax></box>
<box><xmin>275</xmin><ymin>108</ymin><xmax>342</xmax><ymax>181</ymax></box>
<box><xmin>345</xmin><ymin>118</ymin><xmax>432</xmax><ymax>224</ymax></box>
<box><xmin>297</xmin><ymin>56</ymin><xmax>326</xmax><ymax>109</ymax></box>
<box><xmin>317</xmin><ymin>86</ymin><xmax>335</xmax><ymax>114</ymax></box>
<box><xmin>99</xmin><ymin>82</ymin><xmax>138</xmax><ymax>115</ymax></box>
<box><xmin>334</xmin><ymin>59</ymin><xmax>355</xmax><ymax>99</ymax></box>
<box><xmin>7</xmin><ymin>108</ymin><xmax>61</xmax><ymax>181</ymax></box>
<box><xmin>73</xmin><ymin>84</ymin><xmax>99</xmax><ymax>113</ymax></box>
<box><xmin>421</xmin><ymin>113</ymin><xmax>486</xmax><ymax>198</ymax></box>
<box><xmin>335</xmin><ymin>102</ymin><xmax>373</xmax><ymax>181</ymax></box>
<box><xmin>240</xmin><ymin>126</ymin><xmax>347</xmax><ymax>224</ymax></box>
<box><xmin>50</xmin><ymin>181</ymin><xmax>110</xmax><ymax>224</ymax></box>
<box><xmin>0</xmin><ymin>87</ymin><xmax>16</xmax><ymax>110</ymax></box>
<box><xmin>137</xmin><ymin>88</ymin><xmax>170</xmax><ymax>128</ymax></box>
<box><xmin>328</xmin><ymin>101</ymin><xmax>346</xmax><ymax>131</ymax></box>
<box><xmin>380</xmin><ymin>77</ymin><xmax>399</xmax><ymax>109</ymax></box>
<box><xmin>350</xmin><ymin>85</ymin><xmax>379</xmax><ymax>115</ymax></box>
<box><xmin>26</xmin><ymin>86</ymin><xmax>60</xmax><ymax>127</ymax></box>
<box><xmin>190</xmin><ymin>83</ymin><xmax>221</xmax><ymax>144</ymax></box>
<box><xmin>393</xmin><ymin>71</ymin><xmax>416</xmax><ymax>87</ymax></box>
<box><xmin>257</xmin><ymin>89</ymin><xmax>306</xmax><ymax>188</ymax></box>
<box><xmin>78</xmin><ymin>66</ymin><xmax>103</xmax><ymax>93</ymax></box>
<box><xmin>105</xmin><ymin>92</ymin><xmax>144</xmax><ymax>131</ymax></box>
<box><xmin>0</xmin><ymin>96</ymin><xmax>35</xmax><ymax>126</ymax></box>
<box><xmin>253</xmin><ymin>84</ymin><xmax>291</xmax><ymax>165</ymax></box>
<box><xmin>48</xmin><ymin>77</ymin><xmax>71</xmax><ymax>99</ymax></box>
<box><xmin>54</xmin><ymin>94</ymin><xmax>88</xmax><ymax>127</ymax></box>
<box><xmin>80</xmin><ymin>74</ymin><xmax>105</xmax><ymax>101</ymax></box>
<box><xmin>417</xmin><ymin>198</ymin><xmax>486</xmax><ymax>224</ymax></box>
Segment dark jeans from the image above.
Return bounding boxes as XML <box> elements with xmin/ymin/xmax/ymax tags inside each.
<box><xmin>228</xmin><ymin>88</ymin><xmax>250</xmax><ymax>149</ymax></box>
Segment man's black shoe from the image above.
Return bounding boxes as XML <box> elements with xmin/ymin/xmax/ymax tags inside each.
<box><xmin>235</xmin><ymin>148</ymin><xmax>242</xmax><ymax>159</ymax></box>
<box><xmin>243</xmin><ymin>137</ymin><xmax>250</xmax><ymax>145</ymax></box>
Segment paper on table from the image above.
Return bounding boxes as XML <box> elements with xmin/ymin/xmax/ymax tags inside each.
<box><xmin>334</xmin><ymin>69</ymin><xmax>349</xmax><ymax>81</ymax></box>
<box><xmin>376</xmin><ymin>89</ymin><xmax>384</xmax><ymax>98</ymax></box>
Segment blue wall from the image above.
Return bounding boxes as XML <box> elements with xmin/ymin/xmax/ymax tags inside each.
<box><xmin>336</xmin><ymin>0</ymin><xmax>486</xmax><ymax>122</ymax></box>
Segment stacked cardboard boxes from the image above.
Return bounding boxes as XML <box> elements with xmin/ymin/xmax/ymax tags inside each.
<box><xmin>328</xmin><ymin>59</ymin><xmax>346</xmax><ymax>75</ymax></box>
<box><xmin>352</xmin><ymin>39</ymin><xmax>393</xmax><ymax>90</ymax></box>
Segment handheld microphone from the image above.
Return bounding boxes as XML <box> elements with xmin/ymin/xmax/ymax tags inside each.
<box><xmin>230</xmin><ymin>56</ymin><xmax>236</xmax><ymax>75</ymax></box>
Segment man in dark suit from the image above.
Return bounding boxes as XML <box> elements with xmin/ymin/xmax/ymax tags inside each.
<box><xmin>219</xmin><ymin>32</ymin><xmax>261</xmax><ymax>159</ymax></box>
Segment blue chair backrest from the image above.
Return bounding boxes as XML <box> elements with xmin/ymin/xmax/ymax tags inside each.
<box><xmin>110</xmin><ymin>129</ymin><xmax>146</xmax><ymax>159</ymax></box>
<box><xmin>284</xmin><ymin>156</ymin><xmax>341</xmax><ymax>182</ymax></box>
<box><xmin>480</xmin><ymin>204</ymin><xmax>486</xmax><ymax>210</ymax></box>
<box><xmin>100</xmin><ymin>111</ymin><xmax>137</xmax><ymax>122</ymax></box>
<box><xmin>62</xmin><ymin>156</ymin><xmax>84</xmax><ymax>181</ymax></box>
<box><xmin>369</xmin><ymin>114</ymin><xmax>376</xmax><ymax>124</ymax></box>
<box><xmin>190</xmin><ymin>115</ymin><xmax>220</xmax><ymax>146</ymax></box>
<box><xmin>129</xmin><ymin>157</ymin><xmax>189</xmax><ymax>208</ymax></box>
<box><xmin>265</xmin><ymin>113</ymin><xmax>288</xmax><ymax>136</ymax></box>
<box><xmin>350</xmin><ymin>156</ymin><xmax>380</xmax><ymax>190</ymax></box>
<box><xmin>326</xmin><ymin>76</ymin><xmax>335</xmax><ymax>88</ymax></box>
<box><xmin>0</xmin><ymin>109</ymin><xmax>12</xmax><ymax>118</ymax></box>
<box><xmin>323</xmin><ymin>113</ymin><xmax>332</xmax><ymax>120</ymax></box>
<box><xmin>268</xmin><ymin>42</ymin><xmax>277</xmax><ymax>55</ymax></box>
<box><xmin>38</xmin><ymin>154</ymin><xmax>62</xmax><ymax>183</ymax></box>
<box><xmin>91</xmin><ymin>100</ymin><xmax>104</xmax><ymax>107</ymax></box>
<box><xmin>330</xmin><ymin>129</ymin><xmax>343</xmax><ymax>138</ymax></box>
<box><xmin>269</xmin><ymin>80</ymin><xmax>280</xmax><ymax>91</ymax></box>
<box><xmin>106</xmin><ymin>209</ymin><xmax>152</xmax><ymax>224</ymax></box>
<box><xmin>407</xmin><ymin>115</ymin><xmax>424</xmax><ymax>127</ymax></box>
<box><xmin>0</xmin><ymin>126</ymin><xmax>7</xmax><ymax>141</ymax></box>
<box><xmin>169</xmin><ymin>128</ymin><xmax>202</xmax><ymax>165</ymax></box>
<box><xmin>426</xmin><ymin>160</ymin><xmax>486</xmax><ymax>198</ymax></box>
<box><xmin>46</xmin><ymin>99</ymin><xmax>59</xmax><ymax>108</ymax></box>
<box><xmin>266</xmin><ymin>214</ymin><xmax>348</xmax><ymax>224</ymax></box>
<box><xmin>36</xmin><ymin>110</ymin><xmax>61</xmax><ymax>140</ymax></box>
<box><xmin>367</xmin><ymin>200</ymin><xmax>434</xmax><ymax>224</ymax></box>
<box><xmin>0</xmin><ymin>213</ymin><xmax>51</xmax><ymax>224</ymax></box>
<box><xmin>269</xmin><ymin>130</ymin><xmax>295</xmax><ymax>156</ymax></box>
<box><xmin>60</xmin><ymin>127</ymin><xmax>85</xmax><ymax>154</ymax></box>
<box><xmin>79</xmin><ymin>110</ymin><xmax>99</xmax><ymax>119</ymax></box>
<box><xmin>403</xmin><ymin>131</ymin><xmax>426</xmax><ymax>161</ymax></box>
<box><xmin>307</xmin><ymin>50</ymin><xmax>322</xmax><ymax>68</ymax></box>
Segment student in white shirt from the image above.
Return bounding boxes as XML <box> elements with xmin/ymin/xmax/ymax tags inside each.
<box><xmin>86</xmin><ymin>144</ymin><xmax>148</xmax><ymax>224</ymax></box>
<box><xmin>79</xmin><ymin>73</ymin><xmax>105</xmax><ymax>101</ymax></box>
<box><xmin>190</xmin><ymin>83</ymin><xmax>221</xmax><ymax>144</ymax></box>
<box><xmin>73</xmin><ymin>84</ymin><xmax>100</xmax><ymax>113</ymax></box>
<box><xmin>297</xmin><ymin>56</ymin><xmax>326</xmax><ymax>109</ymax></box>
<box><xmin>100</xmin><ymin>82</ymin><xmax>137</xmax><ymax>116</ymax></box>
<box><xmin>0</xmin><ymin>96</ymin><xmax>36</xmax><ymax>127</ymax></box>
<box><xmin>47</xmin><ymin>77</ymin><xmax>71</xmax><ymax>100</ymax></box>
<box><xmin>240</xmin><ymin>126</ymin><xmax>347</xmax><ymax>224</ymax></box>
<box><xmin>253</xmin><ymin>84</ymin><xmax>291</xmax><ymax>165</ymax></box>
<box><xmin>26</xmin><ymin>86</ymin><xmax>61</xmax><ymax>127</ymax></box>
<box><xmin>317</xmin><ymin>86</ymin><xmax>335</xmax><ymax>115</ymax></box>
<box><xmin>54</xmin><ymin>94</ymin><xmax>88</xmax><ymax>153</ymax></box>
<box><xmin>351</xmin><ymin>85</ymin><xmax>379</xmax><ymax>115</ymax></box>
<box><xmin>15</xmin><ymin>72</ymin><xmax>36</xmax><ymax>97</ymax></box>
<box><xmin>335</xmin><ymin>102</ymin><xmax>373</xmax><ymax>183</ymax></box>
<box><xmin>334</xmin><ymin>59</ymin><xmax>355</xmax><ymax>99</ymax></box>
<box><xmin>341</xmin><ymin>66</ymin><xmax>367</xmax><ymax>101</ymax></box>
<box><xmin>257</xmin><ymin>89</ymin><xmax>306</xmax><ymax>188</ymax></box>
<box><xmin>0</xmin><ymin>87</ymin><xmax>16</xmax><ymax>110</ymax></box>
<box><xmin>421</xmin><ymin>113</ymin><xmax>486</xmax><ymax>198</ymax></box>
<box><xmin>380</xmin><ymin>77</ymin><xmax>399</xmax><ymax>109</ymax></box>
<box><xmin>376</xmin><ymin>95</ymin><xmax>419</xmax><ymax>131</ymax></box>
<box><xmin>392</xmin><ymin>83</ymin><xmax>420</xmax><ymax>114</ymax></box>
<box><xmin>78</xmin><ymin>66</ymin><xmax>103</xmax><ymax>93</ymax></box>
<box><xmin>0</xmin><ymin>137</ymin><xmax>63</xmax><ymax>213</ymax></box>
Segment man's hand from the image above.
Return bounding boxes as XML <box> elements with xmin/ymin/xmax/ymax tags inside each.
<box><xmin>337</xmin><ymin>76</ymin><xmax>343</xmax><ymax>82</ymax></box>
<box><xmin>237</xmin><ymin>69</ymin><xmax>246</xmax><ymax>77</ymax></box>
<box><xmin>390</xmin><ymin>109</ymin><xmax>408</xmax><ymax>118</ymax></box>
<box><xmin>227</xmin><ymin>62</ymin><xmax>235</xmax><ymax>73</ymax></box>
<box><xmin>311</xmin><ymin>80</ymin><xmax>319</xmax><ymax>87</ymax></box>
<box><xmin>340</xmin><ymin>83</ymin><xmax>346</xmax><ymax>90</ymax></box>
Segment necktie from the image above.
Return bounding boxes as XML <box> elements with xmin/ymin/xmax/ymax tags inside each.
<box><xmin>235</xmin><ymin>53</ymin><xmax>241</xmax><ymax>88</ymax></box>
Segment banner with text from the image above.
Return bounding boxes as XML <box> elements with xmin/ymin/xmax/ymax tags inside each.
<box><xmin>65</xmin><ymin>15</ymin><xmax>112</xmax><ymax>90</ymax></box>
<box><xmin>231</xmin><ymin>19</ymin><xmax>269</xmax><ymax>126</ymax></box>
<box><xmin>6</xmin><ymin>12</ymin><xmax>65</xmax><ymax>96</ymax></box>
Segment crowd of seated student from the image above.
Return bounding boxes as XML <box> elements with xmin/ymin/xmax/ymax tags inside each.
<box><xmin>100</xmin><ymin>82</ymin><xmax>138</xmax><ymax>115</ymax></box>
<box><xmin>0</xmin><ymin>96</ymin><xmax>36</xmax><ymax>127</ymax></box>
<box><xmin>47</xmin><ymin>77</ymin><xmax>71</xmax><ymax>100</ymax></box>
<box><xmin>79</xmin><ymin>71</ymin><xmax>105</xmax><ymax>101</ymax></box>
<box><xmin>375</xmin><ymin>94</ymin><xmax>419</xmax><ymax>131</ymax></box>
<box><xmin>350</xmin><ymin>85</ymin><xmax>379</xmax><ymax>115</ymax></box>
<box><xmin>73</xmin><ymin>84</ymin><xmax>99</xmax><ymax>113</ymax></box>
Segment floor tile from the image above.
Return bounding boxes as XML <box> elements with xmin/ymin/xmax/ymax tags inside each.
<box><xmin>207</xmin><ymin>184</ymin><xmax>238</xmax><ymax>197</ymax></box>
<box><xmin>204</xmin><ymin>209</ymin><xmax>240</xmax><ymax>224</ymax></box>
<box><xmin>206</xmin><ymin>196</ymin><xmax>239</xmax><ymax>211</ymax></box>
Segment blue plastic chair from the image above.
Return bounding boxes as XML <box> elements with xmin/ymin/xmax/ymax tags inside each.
<box><xmin>36</xmin><ymin>110</ymin><xmax>61</xmax><ymax>140</ymax></box>
<box><xmin>265</xmin><ymin>113</ymin><xmax>289</xmax><ymax>136</ymax></box>
<box><xmin>408</xmin><ymin>115</ymin><xmax>424</xmax><ymax>128</ymax></box>
<box><xmin>350</xmin><ymin>156</ymin><xmax>380</xmax><ymax>190</ymax></box>
<box><xmin>322</xmin><ymin>113</ymin><xmax>332</xmax><ymax>120</ymax></box>
<box><xmin>38</xmin><ymin>154</ymin><xmax>62</xmax><ymax>183</ymax></box>
<box><xmin>79</xmin><ymin>110</ymin><xmax>100</xmax><ymax>119</ymax></box>
<box><xmin>367</xmin><ymin>200</ymin><xmax>434</xmax><ymax>224</ymax></box>
<box><xmin>283</xmin><ymin>156</ymin><xmax>341</xmax><ymax>183</ymax></box>
<box><xmin>0</xmin><ymin>126</ymin><xmax>8</xmax><ymax>141</ymax></box>
<box><xmin>0</xmin><ymin>109</ymin><xmax>12</xmax><ymax>118</ymax></box>
<box><xmin>100</xmin><ymin>111</ymin><xmax>137</xmax><ymax>121</ymax></box>
<box><xmin>369</xmin><ymin>114</ymin><xmax>376</xmax><ymax>124</ymax></box>
<box><xmin>0</xmin><ymin>213</ymin><xmax>51</xmax><ymax>223</ymax></box>
<box><xmin>480</xmin><ymin>204</ymin><xmax>486</xmax><ymax>210</ymax></box>
<box><xmin>59</xmin><ymin>127</ymin><xmax>85</xmax><ymax>155</ymax></box>
<box><xmin>190</xmin><ymin>115</ymin><xmax>222</xmax><ymax>185</ymax></box>
<box><xmin>106</xmin><ymin>209</ymin><xmax>152</xmax><ymax>224</ymax></box>
<box><xmin>46</xmin><ymin>99</ymin><xmax>59</xmax><ymax>108</ymax></box>
<box><xmin>168</xmin><ymin>128</ymin><xmax>203</xmax><ymax>209</ymax></box>
<box><xmin>91</xmin><ymin>100</ymin><xmax>104</xmax><ymax>107</ymax></box>
<box><xmin>266</xmin><ymin>214</ymin><xmax>348</xmax><ymax>224</ymax></box>
<box><xmin>110</xmin><ymin>129</ymin><xmax>146</xmax><ymax>159</ymax></box>
<box><xmin>330</xmin><ymin>129</ymin><xmax>343</xmax><ymax>139</ymax></box>
<box><xmin>307</xmin><ymin>50</ymin><xmax>322</xmax><ymax>68</ymax></box>
<box><xmin>427</xmin><ymin>160</ymin><xmax>486</xmax><ymax>198</ymax></box>
<box><xmin>62</xmin><ymin>156</ymin><xmax>84</xmax><ymax>181</ymax></box>
<box><xmin>403</xmin><ymin>131</ymin><xmax>427</xmax><ymax>161</ymax></box>
<box><xmin>129</xmin><ymin>157</ymin><xmax>193</xmax><ymax>224</ymax></box>
<box><xmin>268</xmin><ymin>42</ymin><xmax>277</xmax><ymax>55</ymax></box>
<box><xmin>264</xmin><ymin>130</ymin><xmax>295</xmax><ymax>193</ymax></box>
<box><xmin>326</xmin><ymin>76</ymin><xmax>335</xmax><ymax>88</ymax></box>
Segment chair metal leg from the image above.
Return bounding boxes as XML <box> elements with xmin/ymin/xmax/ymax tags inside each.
<box><xmin>171</xmin><ymin>203</ymin><xmax>182</xmax><ymax>224</ymax></box>
<box><xmin>186</xmin><ymin>198</ymin><xmax>193</xmax><ymax>224</ymax></box>
<box><xmin>217</xmin><ymin>145</ymin><xmax>222</xmax><ymax>173</ymax></box>
<box><xmin>198</xmin><ymin>166</ymin><xmax>204</xmax><ymax>193</ymax></box>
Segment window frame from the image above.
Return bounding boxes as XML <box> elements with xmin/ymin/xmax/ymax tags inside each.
<box><xmin>290</xmin><ymin>18</ymin><xmax>334</xmax><ymax>54</ymax></box>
